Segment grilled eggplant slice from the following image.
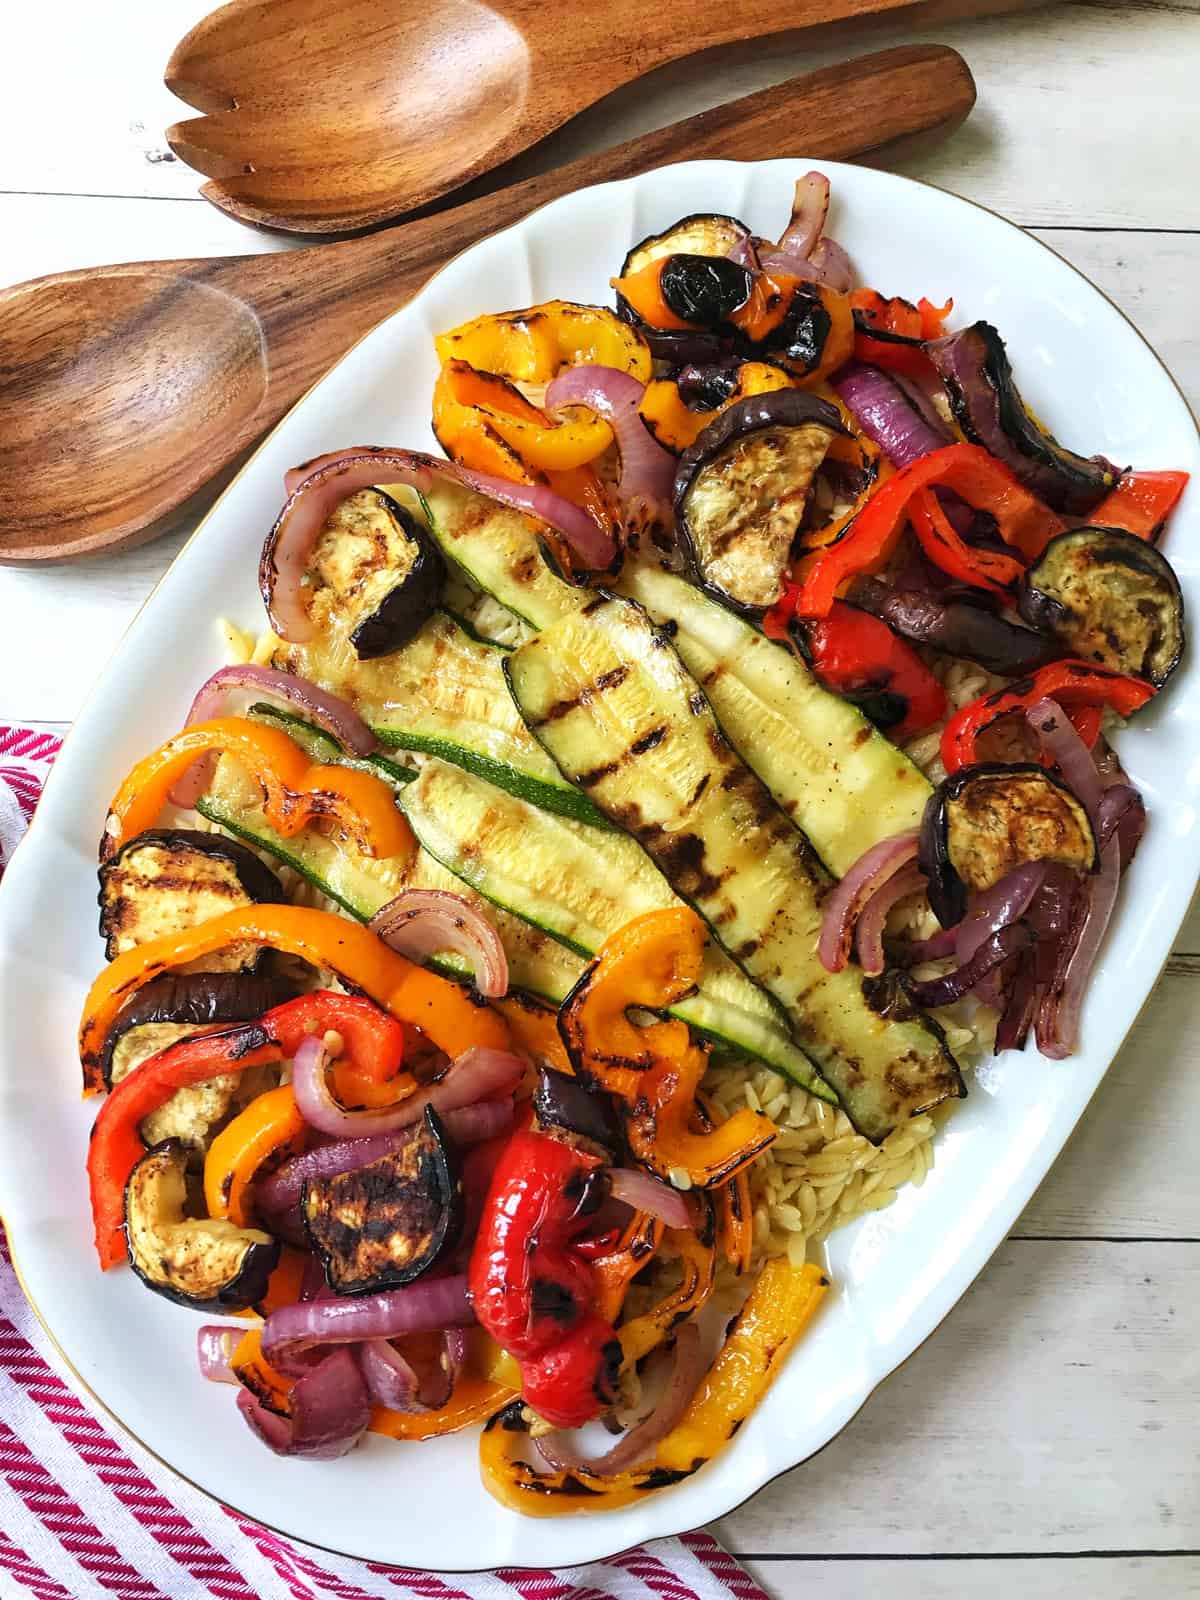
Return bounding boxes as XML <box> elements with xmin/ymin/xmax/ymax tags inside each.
<box><xmin>853</xmin><ymin>578</ymin><xmax>1061</xmax><ymax>678</ymax></box>
<box><xmin>101</xmin><ymin>971</ymin><xmax>297</xmax><ymax>1089</ymax></box>
<box><xmin>125</xmin><ymin>1141</ymin><xmax>279</xmax><ymax>1311</ymax></box>
<box><xmin>1018</xmin><ymin>525</ymin><xmax>1184</xmax><ymax>688</ymax></box>
<box><xmin>928</xmin><ymin>322</ymin><xmax>1117</xmax><ymax>515</ymax></box>
<box><xmin>620</xmin><ymin>214</ymin><xmax>753</xmax><ymax>280</ymax></box>
<box><xmin>302</xmin><ymin>487</ymin><xmax>445</xmax><ymax>660</ymax></box>
<box><xmin>302</xmin><ymin>1106</ymin><xmax>462</xmax><ymax>1294</ymax></box>
<box><xmin>533</xmin><ymin>1066</ymin><xmax>621</xmax><ymax>1152</ymax></box>
<box><xmin>674</xmin><ymin>390</ymin><xmax>847</xmax><ymax>613</ymax></box>
<box><xmin>505</xmin><ymin>594</ymin><xmax>963</xmax><ymax>1140</ymax></box>
<box><xmin>98</xmin><ymin>828</ymin><xmax>285</xmax><ymax>962</ymax></box>
<box><xmin>920</xmin><ymin>763</ymin><xmax>1099</xmax><ymax>928</ymax></box>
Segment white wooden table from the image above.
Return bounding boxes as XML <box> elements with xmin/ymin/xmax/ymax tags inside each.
<box><xmin>2</xmin><ymin>2</ymin><xmax>1198</xmax><ymax>1593</ymax></box>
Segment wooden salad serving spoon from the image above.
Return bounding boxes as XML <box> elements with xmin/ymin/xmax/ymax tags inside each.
<box><xmin>166</xmin><ymin>0</ymin><xmax>983</xmax><ymax>232</ymax></box>
<box><xmin>0</xmin><ymin>45</ymin><xmax>975</xmax><ymax>563</ymax></box>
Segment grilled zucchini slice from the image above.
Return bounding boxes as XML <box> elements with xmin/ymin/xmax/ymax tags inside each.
<box><xmin>399</xmin><ymin>758</ymin><xmax>833</xmax><ymax>1098</ymax></box>
<box><xmin>505</xmin><ymin>594</ymin><xmax>963</xmax><ymax>1140</ymax></box>
<box><xmin>622</xmin><ymin>566</ymin><xmax>931</xmax><ymax>877</ymax></box>
<box><xmin>273</xmin><ymin>607</ymin><xmax>608</xmax><ymax>827</ymax></box>
<box><xmin>195</xmin><ymin>752</ymin><xmax>584</xmax><ymax>1005</ymax></box>
<box><xmin>302</xmin><ymin>1107</ymin><xmax>462</xmax><ymax>1294</ymax></box>
<box><xmin>98</xmin><ymin>828</ymin><xmax>285</xmax><ymax>963</ymax></box>
<box><xmin>125</xmin><ymin>1141</ymin><xmax>279</xmax><ymax>1311</ymax></box>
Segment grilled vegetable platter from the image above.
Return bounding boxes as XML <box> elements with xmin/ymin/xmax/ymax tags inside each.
<box><xmin>77</xmin><ymin>171</ymin><xmax>1189</xmax><ymax>1516</ymax></box>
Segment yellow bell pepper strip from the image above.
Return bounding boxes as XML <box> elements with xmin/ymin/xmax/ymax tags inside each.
<box><xmin>478</xmin><ymin>1259</ymin><xmax>829</xmax><ymax>1515</ymax></box>
<box><xmin>79</xmin><ymin>903</ymin><xmax>510</xmax><ymax>1095</ymax></box>
<box><xmin>653</xmin><ymin>1259</ymin><xmax>828</xmax><ymax>1472</ymax></box>
<box><xmin>440</xmin><ymin>360</ymin><xmax>612</xmax><ymax>471</ymax></box>
<box><xmin>789</xmin><ymin>442</ymin><xmax>1063</xmax><ymax>619</ymax></box>
<box><xmin>1087</xmin><ymin>469</ymin><xmax>1190</xmax><ymax>541</ymax></box>
<box><xmin>617</xmin><ymin>1222</ymin><xmax>717</xmax><ymax>1369</ymax></box>
<box><xmin>101</xmin><ymin>716</ymin><xmax>413</xmax><ymax>864</ymax></box>
<box><xmin>204</xmin><ymin>1084</ymin><xmax>306</xmax><ymax>1226</ymax></box>
<box><xmin>716</xmin><ymin>1170</ymin><xmax>754</xmax><ymax>1274</ymax></box>
<box><xmin>639</xmin><ymin>363</ymin><xmax>795</xmax><ymax>453</ymax></box>
<box><xmin>432</xmin><ymin>362</ymin><xmax>614</xmax><ymax>552</ymax></box>
<box><xmin>558</xmin><ymin>909</ymin><xmax>777</xmax><ymax>1187</ymax></box>
<box><xmin>435</xmin><ymin>301</ymin><xmax>652</xmax><ymax>385</ymax></box>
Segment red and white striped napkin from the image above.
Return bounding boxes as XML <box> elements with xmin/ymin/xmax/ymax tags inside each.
<box><xmin>0</xmin><ymin>724</ymin><xmax>766</xmax><ymax>1600</ymax></box>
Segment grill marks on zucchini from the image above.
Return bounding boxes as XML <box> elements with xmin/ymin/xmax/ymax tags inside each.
<box><xmin>621</xmin><ymin>567</ymin><xmax>931</xmax><ymax>877</ymax></box>
<box><xmin>506</xmin><ymin>596</ymin><xmax>962</xmax><ymax>1140</ymax></box>
<box><xmin>274</xmin><ymin>607</ymin><xmax>610</xmax><ymax>828</ymax></box>
<box><xmin>399</xmin><ymin>759</ymin><xmax>833</xmax><ymax>1098</ymax></box>
<box><xmin>196</xmin><ymin>752</ymin><xmax>583</xmax><ymax>1004</ymax></box>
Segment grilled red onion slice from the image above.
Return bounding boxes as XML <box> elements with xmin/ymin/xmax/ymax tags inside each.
<box><xmin>262</xmin><ymin>1274</ymin><xmax>473</xmax><ymax>1375</ymax></box>
<box><xmin>608</xmin><ymin>1168</ymin><xmax>691</xmax><ymax>1228</ymax></box>
<box><xmin>370</xmin><ymin>890</ymin><xmax>507</xmax><ymax>999</ymax></box>
<box><xmin>197</xmin><ymin>1325</ymin><xmax>241</xmax><ymax>1385</ymax></box>
<box><xmin>1096</xmin><ymin>783</ymin><xmax>1146</xmax><ymax>867</ymax></box>
<box><xmin>236</xmin><ymin>1347</ymin><xmax>371</xmax><ymax>1459</ymax></box>
<box><xmin>536</xmin><ymin>1324</ymin><xmax>705</xmax><ymax>1476</ymax></box>
<box><xmin>545</xmin><ymin>365</ymin><xmax>675</xmax><ymax>523</ymax></box>
<box><xmin>291</xmin><ymin>1035</ymin><xmax>524</xmax><ymax>1140</ymax></box>
<box><xmin>1034</xmin><ymin>837</ymin><xmax>1121</xmax><ymax>1059</ymax></box>
<box><xmin>1025</xmin><ymin>697</ymin><xmax>1104</xmax><ymax>818</ymax></box>
<box><xmin>995</xmin><ymin>951</ymin><xmax>1039</xmax><ymax>1052</ymax></box>
<box><xmin>954</xmin><ymin>863</ymin><xmax>1048</xmax><ymax>970</ymax></box>
<box><xmin>908</xmin><ymin>922</ymin><xmax>1034</xmax><ymax>1008</ymax></box>
<box><xmin>818</xmin><ymin>830</ymin><xmax>920</xmax><ymax>973</ymax></box>
<box><xmin>853</xmin><ymin>860</ymin><xmax>927</xmax><ymax>977</ymax></box>
<box><xmin>357</xmin><ymin>1327</ymin><xmax>468</xmax><ymax>1413</ymax></box>
<box><xmin>262</xmin><ymin>448</ymin><xmax>614</xmax><ymax>642</ymax></box>
<box><xmin>258</xmin><ymin>1098</ymin><xmax>514</xmax><ymax>1214</ymax></box>
<box><xmin>169</xmin><ymin>664</ymin><xmax>377</xmax><ymax>806</ymax></box>
<box><xmin>777</xmin><ymin>172</ymin><xmax>830</xmax><ymax>260</ymax></box>
<box><xmin>834</xmin><ymin>363</ymin><xmax>950</xmax><ymax>470</ymax></box>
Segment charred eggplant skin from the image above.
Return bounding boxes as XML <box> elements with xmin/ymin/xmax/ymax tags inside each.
<box><xmin>674</xmin><ymin>389</ymin><xmax>848</xmax><ymax>614</ymax></box>
<box><xmin>928</xmin><ymin>322</ymin><xmax>1117</xmax><ymax>515</ymax></box>
<box><xmin>853</xmin><ymin>578</ymin><xmax>1062</xmax><ymax>678</ymax></box>
<box><xmin>124</xmin><ymin>1140</ymin><xmax>279</xmax><ymax>1312</ymax></box>
<box><xmin>97</xmin><ymin>828</ymin><xmax>285</xmax><ymax>960</ymax></box>
<box><xmin>301</xmin><ymin>1106</ymin><xmax>462</xmax><ymax>1295</ymax></box>
<box><xmin>1018</xmin><ymin>525</ymin><xmax>1185</xmax><ymax>689</ymax></box>
<box><xmin>920</xmin><ymin>762</ymin><xmax>1099</xmax><ymax>928</ymax></box>
<box><xmin>100</xmin><ymin>971</ymin><xmax>298</xmax><ymax>1089</ymax></box>
<box><xmin>533</xmin><ymin>1066</ymin><xmax>621</xmax><ymax>1152</ymax></box>
<box><xmin>347</xmin><ymin>493</ymin><xmax>445</xmax><ymax>660</ymax></box>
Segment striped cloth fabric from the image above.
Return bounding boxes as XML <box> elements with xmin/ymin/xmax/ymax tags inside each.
<box><xmin>0</xmin><ymin>725</ymin><xmax>766</xmax><ymax>1600</ymax></box>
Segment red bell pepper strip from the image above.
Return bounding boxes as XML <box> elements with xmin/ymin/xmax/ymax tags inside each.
<box><xmin>1086</xmin><ymin>470</ymin><xmax>1189</xmax><ymax>542</ymax></box>
<box><xmin>791</xmin><ymin>443</ymin><xmax>1063</xmax><ymax>618</ymax></box>
<box><xmin>800</xmin><ymin>601</ymin><xmax>947</xmax><ymax>744</ymax></box>
<box><xmin>907</xmin><ymin>486</ymin><xmax>1025</xmax><ymax>596</ymax></box>
<box><xmin>468</xmin><ymin>1129</ymin><xmax>620</xmax><ymax>1429</ymax></box>
<box><xmin>940</xmin><ymin>660</ymin><xmax>1156</xmax><ymax>775</ymax></box>
<box><xmin>849</xmin><ymin>290</ymin><xmax>951</xmax><ymax>378</ymax></box>
<box><xmin>88</xmin><ymin>993</ymin><xmax>405</xmax><ymax>1269</ymax></box>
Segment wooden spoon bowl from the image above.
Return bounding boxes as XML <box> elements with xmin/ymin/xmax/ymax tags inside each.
<box><xmin>0</xmin><ymin>46</ymin><xmax>975</xmax><ymax>562</ymax></box>
<box><xmin>165</xmin><ymin>0</ymin><xmax>983</xmax><ymax>232</ymax></box>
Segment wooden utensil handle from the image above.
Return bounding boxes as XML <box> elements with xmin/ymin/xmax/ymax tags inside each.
<box><xmin>224</xmin><ymin>45</ymin><xmax>973</xmax><ymax>412</ymax></box>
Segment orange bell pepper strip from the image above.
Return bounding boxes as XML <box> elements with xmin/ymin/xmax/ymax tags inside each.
<box><xmin>1086</xmin><ymin>469</ymin><xmax>1190</xmax><ymax>541</ymax></box>
<box><xmin>79</xmin><ymin>903</ymin><xmax>510</xmax><ymax>1095</ymax></box>
<box><xmin>590</xmin><ymin>1210</ymin><xmax>664</xmax><ymax>1324</ymax></box>
<box><xmin>792</xmin><ymin>442</ymin><xmax>1063</xmax><ymax>618</ymax></box>
<box><xmin>370</xmin><ymin>1374</ymin><xmax>518</xmax><ymax>1441</ymax></box>
<box><xmin>204</xmin><ymin>1084</ymin><xmax>306</xmax><ymax>1227</ymax></box>
<box><xmin>434</xmin><ymin>301</ymin><xmax>651</xmax><ymax>385</ymax></box>
<box><xmin>252</xmin><ymin>1246</ymin><xmax>310</xmax><ymax>1319</ymax></box>
<box><xmin>716</xmin><ymin>1170</ymin><xmax>754</xmax><ymax>1274</ymax></box>
<box><xmin>940</xmin><ymin>659</ymin><xmax>1156</xmax><ymax>775</ymax></box>
<box><xmin>101</xmin><ymin>717</ymin><xmax>413</xmax><ymax>864</ymax></box>
<box><xmin>493</xmin><ymin>993</ymin><xmax>572</xmax><ymax>1077</ymax></box>
<box><xmin>231</xmin><ymin>1326</ymin><xmax>293</xmax><ymax>1415</ymax></box>
<box><xmin>734</xmin><ymin>279</ymin><xmax>855</xmax><ymax>383</ymax></box>
<box><xmin>616</xmin><ymin>1223</ymin><xmax>716</xmax><ymax>1368</ymax></box>
<box><xmin>558</xmin><ymin>909</ymin><xmax>776</xmax><ymax>1187</ymax></box>
<box><xmin>639</xmin><ymin>362</ymin><xmax>795</xmax><ymax>453</ymax></box>
<box><xmin>432</xmin><ymin>362</ymin><xmax>614</xmax><ymax>550</ymax></box>
<box><xmin>478</xmin><ymin>1258</ymin><xmax>828</xmax><ymax>1515</ymax></box>
<box><xmin>440</xmin><ymin>361</ymin><xmax>612</xmax><ymax>471</ymax></box>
